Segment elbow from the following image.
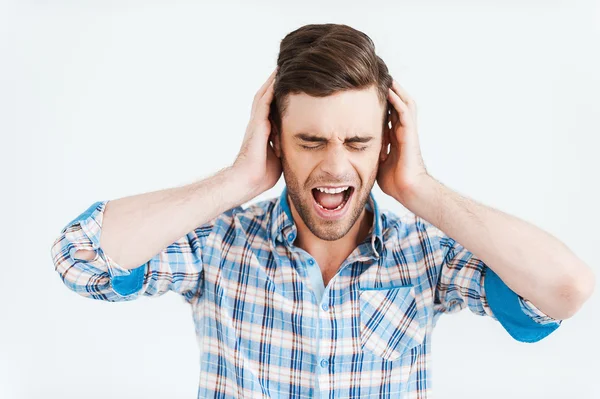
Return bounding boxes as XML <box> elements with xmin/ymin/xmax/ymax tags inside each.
<box><xmin>553</xmin><ymin>263</ymin><xmax>596</xmax><ymax>320</ymax></box>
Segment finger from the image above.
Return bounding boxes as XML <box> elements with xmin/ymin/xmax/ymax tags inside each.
<box><xmin>255</xmin><ymin>75</ymin><xmax>276</xmax><ymax>121</ymax></box>
<box><xmin>391</xmin><ymin>79</ymin><xmax>415</xmax><ymax>109</ymax></box>
<box><xmin>388</xmin><ymin>88</ymin><xmax>413</xmax><ymax>130</ymax></box>
<box><xmin>387</xmin><ymin>120</ymin><xmax>397</xmax><ymax>149</ymax></box>
<box><xmin>385</xmin><ymin>110</ymin><xmax>399</xmax><ymax>148</ymax></box>
<box><xmin>252</xmin><ymin>67</ymin><xmax>279</xmax><ymax>115</ymax></box>
<box><xmin>390</xmin><ymin>104</ymin><xmax>399</xmax><ymax>127</ymax></box>
<box><xmin>388</xmin><ymin>126</ymin><xmax>399</xmax><ymax>149</ymax></box>
<box><xmin>258</xmin><ymin>67</ymin><xmax>278</xmax><ymax>98</ymax></box>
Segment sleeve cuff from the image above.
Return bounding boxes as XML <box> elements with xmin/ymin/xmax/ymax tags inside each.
<box><xmin>65</xmin><ymin>200</ymin><xmax>146</xmax><ymax>297</ymax></box>
<box><xmin>518</xmin><ymin>297</ymin><xmax>561</xmax><ymax>325</ymax></box>
<box><xmin>484</xmin><ymin>267</ymin><xmax>561</xmax><ymax>343</ymax></box>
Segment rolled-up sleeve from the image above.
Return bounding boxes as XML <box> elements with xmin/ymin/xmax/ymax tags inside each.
<box><xmin>518</xmin><ymin>296</ymin><xmax>562</xmax><ymax>325</ymax></box>
<box><xmin>51</xmin><ymin>200</ymin><xmax>214</xmax><ymax>303</ymax></box>
<box><xmin>431</xmin><ymin>223</ymin><xmax>561</xmax><ymax>343</ymax></box>
<box><xmin>484</xmin><ymin>266</ymin><xmax>562</xmax><ymax>342</ymax></box>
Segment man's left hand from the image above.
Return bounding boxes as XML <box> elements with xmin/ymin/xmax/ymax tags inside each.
<box><xmin>377</xmin><ymin>78</ymin><xmax>431</xmax><ymax>208</ymax></box>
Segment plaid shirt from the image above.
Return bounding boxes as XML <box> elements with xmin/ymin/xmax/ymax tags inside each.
<box><xmin>51</xmin><ymin>186</ymin><xmax>561</xmax><ymax>398</ymax></box>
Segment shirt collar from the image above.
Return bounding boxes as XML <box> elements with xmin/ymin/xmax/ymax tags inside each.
<box><xmin>269</xmin><ymin>185</ymin><xmax>384</xmax><ymax>258</ymax></box>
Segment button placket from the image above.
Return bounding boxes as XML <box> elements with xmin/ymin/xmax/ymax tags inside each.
<box><xmin>314</xmin><ymin>313</ymin><xmax>323</xmax><ymax>396</ymax></box>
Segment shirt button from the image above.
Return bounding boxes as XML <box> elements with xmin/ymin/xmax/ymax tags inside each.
<box><xmin>321</xmin><ymin>303</ymin><xmax>329</xmax><ymax>311</ymax></box>
<box><xmin>287</xmin><ymin>233</ymin><xmax>295</xmax><ymax>242</ymax></box>
<box><xmin>320</xmin><ymin>358</ymin><xmax>329</xmax><ymax>368</ymax></box>
<box><xmin>308</xmin><ymin>259</ymin><xmax>315</xmax><ymax>266</ymax></box>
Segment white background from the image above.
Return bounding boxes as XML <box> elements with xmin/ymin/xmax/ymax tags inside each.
<box><xmin>1</xmin><ymin>1</ymin><xmax>599</xmax><ymax>398</ymax></box>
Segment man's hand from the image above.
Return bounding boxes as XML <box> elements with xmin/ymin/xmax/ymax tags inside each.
<box><xmin>377</xmin><ymin>78</ymin><xmax>430</xmax><ymax>208</ymax></box>
<box><xmin>233</xmin><ymin>67</ymin><xmax>282</xmax><ymax>196</ymax></box>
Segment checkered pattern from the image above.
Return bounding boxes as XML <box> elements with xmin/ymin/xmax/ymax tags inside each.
<box><xmin>51</xmin><ymin>186</ymin><xmax>561</xmax><ymax>398</ymax></box>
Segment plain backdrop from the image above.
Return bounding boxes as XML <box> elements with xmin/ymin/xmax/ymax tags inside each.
<box><xmin>1</xmin><ymin>1</ymin><xmax>598</xmax><ymax>398</ymax></box>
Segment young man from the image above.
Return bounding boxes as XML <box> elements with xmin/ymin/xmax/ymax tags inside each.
<box><xmin>51</xmin><ymin>24</ymin><xmax>594</xmax><ymax>398</ymax></box>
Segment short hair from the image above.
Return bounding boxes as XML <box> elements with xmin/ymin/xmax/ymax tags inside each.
<box><xmin>269</xmin><ymin>23</ymin><xmax>393</xmax><ymax>135</ymax></box>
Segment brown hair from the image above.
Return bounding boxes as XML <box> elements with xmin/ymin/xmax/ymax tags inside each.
<box><xmin>269</xmin><ymin>23</ymin><xmax>393</xmax><ymax>136</ymax></box>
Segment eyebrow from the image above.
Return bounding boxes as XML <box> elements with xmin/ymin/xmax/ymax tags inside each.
<box><xmin>293</xmin><ymin>133</ymin><xmax>374</xmax><ymax>144</ymax></box>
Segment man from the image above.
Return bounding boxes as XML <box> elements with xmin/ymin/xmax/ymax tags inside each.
<box><xmin>52</xmin><ymin>24</ymin><xmax>594</xmax><ymax>398</ymax></box>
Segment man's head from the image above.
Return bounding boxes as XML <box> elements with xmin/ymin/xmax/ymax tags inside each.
<box><xmin>269</xmin><ymin>23</ymin><xmax>393</xmax><ymax>242</ymax></box>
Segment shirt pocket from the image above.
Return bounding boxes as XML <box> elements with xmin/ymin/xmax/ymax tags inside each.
<box><xmin>358</xmin><ymin>283</ymin><xmax>426</xmax><ymax>361</ymax></box>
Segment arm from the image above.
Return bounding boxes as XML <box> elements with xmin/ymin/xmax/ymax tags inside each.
<box><xmin>406</xmin><ymin>177</ymin><xmax>595</xmax><ymax>321</ymax></box>
<box><xmin>423</xmin><ymin>215</ymin><xmax>563</xmax><ymax>343</ymax></box>
<box><xmin>50</xmin><ymin>167</ymin><xmax>252</xmax><ymax>301</ymax></box>
<box><xmin>80</xmin><ymin>166</ymin><xmax>256</xmax><ymax>270</ymax></box>
<box><xmin>51</xmin><ymin>67</ymin><xmax>282</xmax><ymax>301</ymax></box>
<box><xmin>378</xmin><ymin>78</ymin><xmax>595</xmax><ymax>324</ymax></box>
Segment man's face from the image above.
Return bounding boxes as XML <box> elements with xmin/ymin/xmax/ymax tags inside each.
<box><xmin>273</xmin><ymin>85</ymin><xmax>387</xmax><ymax>241</ymax></box>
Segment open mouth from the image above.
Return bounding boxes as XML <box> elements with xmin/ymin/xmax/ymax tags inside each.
<box><xmin>311</xmin><ymin>186</ymin><xmax>354</xmax><ymax>218</ymax></box>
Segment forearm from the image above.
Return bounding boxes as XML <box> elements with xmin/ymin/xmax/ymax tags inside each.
<box><xmin>76</xmin><ymin>166</ymin><xmax>256</xmax><ymax>270</ymax></box>
<box><xmin>402</xmin><ymin>176</ymin><xmax>595</xmax><ymax>320</ymax></box>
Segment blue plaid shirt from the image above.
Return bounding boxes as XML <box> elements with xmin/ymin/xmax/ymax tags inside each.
<box><xmin>51</xmin><ymin>186</ymin><xmax>561</xmax><ymax>398</ymax></box>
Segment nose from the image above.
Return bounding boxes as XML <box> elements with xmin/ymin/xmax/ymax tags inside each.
<box><xmin>319</xmin><ymin>142</ymin><xmax>352</xmax><ymax>179</ymax></box>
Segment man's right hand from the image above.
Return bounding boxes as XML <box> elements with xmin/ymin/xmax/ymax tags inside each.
<box><xmin>233</xmin><ymin>67</ymin><xmax>282</xmax><ymax>196</ymax></box>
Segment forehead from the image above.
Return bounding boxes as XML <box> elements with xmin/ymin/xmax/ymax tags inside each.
<box><xmin>282</xmin><ymin>85</ymin><xmax>384</xmax><ymax>137</ymax></box>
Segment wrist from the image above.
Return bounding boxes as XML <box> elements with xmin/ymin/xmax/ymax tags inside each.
<box><xmin>397</xmin><ymin>174</ymin><xmax>442</xmax><ymax>219</ymax></box>
<box><xmin>189</xmin><ymin>166</ymin><xmax>257</xmax><ymax>216</ymax></box>
<box><xmin>223</xmin><ymin>165</ymin><xmax>264</xmax><ymax>202</ymax></box>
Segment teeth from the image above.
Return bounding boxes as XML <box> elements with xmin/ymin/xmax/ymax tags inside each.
<box><xmin>315</xmin><ymin>186</ymin><xmax>349</xmax><ymax>194</ymax></box>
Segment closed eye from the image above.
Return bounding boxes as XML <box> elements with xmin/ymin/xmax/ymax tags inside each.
<box><xmin>300</xmin><ymin>144</ymin><xmax>368</xmax><ymax>151</ymax></box>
